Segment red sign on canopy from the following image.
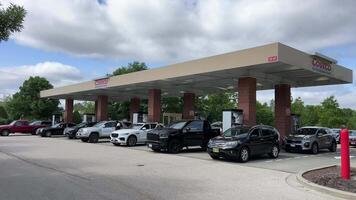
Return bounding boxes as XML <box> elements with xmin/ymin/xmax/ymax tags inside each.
<box><xmin>95</xmin><ymin>78</ymin><xmax>109</xmax><ymax>88</ymax></box>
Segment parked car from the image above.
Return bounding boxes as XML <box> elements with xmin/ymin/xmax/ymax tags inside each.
<box><xmin>0</xmin><ymin>120</ymin><xmax>50</xmax><ymax>136</ymax></box>
<box><xmin>331</xmin><ymin>128</ymin><xmax>341</xmax><ymax>143</ymax></box>
<box><xmin>77</xmin><ymin>121</ymin><xmax>118</xmax><ymax>143</ymax></box>
<box><xmin>349</xmin><ymin>130</ymin><xmax>356</xmax><ymax>146</ymax></box>
<box><xmin>110</xmin><ymin>123</ymin><xmax>163</xmax><ymax>146</ymax></box>
<box><xmin>39</xmin><ymin>123</ymin><xmax>76</xmax><ymax>137</ymax></box>
<box><xmin>64</xmin><ymin>122</ymin><xmax>97</xmax><ymax>139</ymax></box>
<box><xmin>146</xmin><ymin>120</ymin><xmax>220</xmax><ymax>153</ymax></box>
<box><xmin>207</xmin><ymin>125</ymin><xmax>280</xmax><ymax>162</ymax></box>
<box><xmin>285</xmin><ymin>126</ymin><xmax>337</xmax><ymax>154</ymax></box>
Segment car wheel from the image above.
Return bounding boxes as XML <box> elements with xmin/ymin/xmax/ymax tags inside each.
<box><xmin>168</xmin><ymin>139</ymin><xmax>181</xmax><ymax>154</ymax></box>
<box><xmin>126</xmin><ymin>136</ymin><xmax>137</xmax><ymax>147</ymax></box>
<box><xmin>311</xmin><ymin>143</ymin><xmax>319</xmax><ymax>154</ymax></box>
<box><xmin>45</xmin><ymin>131</ymin><xmax>52</xmax><ymax>137</ymax></box>
<box><xmin>88</xmin><ymin>133</ymin><xmax>99</xmax><ymax>143</ymax></box>
<box><xmin>239</xmin><ymin>146</ymin><xmax>250</xmax><ymax>163</ymax></box>
<box><xmin>329</xmin><ymin>141</ymin><xmax>337</xmax><ymax>152</ymax></box>
<box><xmin>268</xmin><ymin>144</ymin><xmax>279</xmax><ymax>158</ymax></box>
<box><xmin>1</xmin><ymin>130</ymin><xmax>10</xmax><ymax>136</ymax></box>
<box><xmin>81</xmin><ymin>138</ymin><xmax>89</xmax><ymax>142</ymax></box>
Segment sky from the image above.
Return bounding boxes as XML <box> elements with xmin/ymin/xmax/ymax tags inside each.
<box><xmin>0</xmin><ymin>0</ymin><xmax>355</xmax><ymax>108</ymax></box>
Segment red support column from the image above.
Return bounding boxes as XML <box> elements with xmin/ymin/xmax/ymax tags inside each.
<box><xmin>64</xmin><ymin>99</ymin><xmax>74</xmax><ymax>123</ymax></box>
<box><xmin>275</xmin><ymin>84</ymin><xmax>291</xmax><ymax>139</ymax></box>
<box><xmin>148</xmin><ymin>89</ymin><xmax>161</xmax><ymax>122</ymax></box>
<box><xmin>96</xmin><ymin>95</ymin><xmax>108</xmax><ymax>121</ymax></box>
<box><xmin>130</xmin><ymin>97</ymin><xmax>140</xmax><ymax>121</ymax></box>
<box><xmin>183</xmin><ymin>92</ymin><xmax>195</xmax><ymax>119</ymax></box>
<box><xmin>238</xmin><ymin>77</ymin><xmax>256</xmax><ymax>126</ymax></box>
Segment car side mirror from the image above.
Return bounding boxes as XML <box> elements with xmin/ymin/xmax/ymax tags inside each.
<box><xmin>184</xmin><ymin>127</ymin><xmax>191</xmax><ymax>133</ymax></box>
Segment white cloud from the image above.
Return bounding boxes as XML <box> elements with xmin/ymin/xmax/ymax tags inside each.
<box><xmin>3</xmin><ymin>0</ymin><xmax>356</xmax><ymax>62</ymax></box>
<box><xmin>0</xmin><ymin>62</ymin><xmax>84</xmax><ymax>99</ymax></box>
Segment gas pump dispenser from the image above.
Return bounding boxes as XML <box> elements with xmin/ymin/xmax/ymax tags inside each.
<box><xmin>222</xmin><ymin>109</ymin><xmax>243</xmax><ymax>133</ymax></box>
<box><xmin>291</xmin><ymin>114</ymin><xmax>301</xmax><ymax>135</ymax></box>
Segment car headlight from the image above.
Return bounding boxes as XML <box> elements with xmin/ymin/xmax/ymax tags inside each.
<box><xmin>224</xmin><ymin>141</ymin><xmax>239</xmax><ymax>148</ymax></box>
<box><xmin>159</xmin><ymin>132</ymin><xmax>169</xmax><ymax>138</ymax></box>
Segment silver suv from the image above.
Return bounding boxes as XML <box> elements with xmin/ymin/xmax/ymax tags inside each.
<box><xmin>285</xmin><ymin>126</ymin><xmax>337</xmax><ymax>154</ymax></box>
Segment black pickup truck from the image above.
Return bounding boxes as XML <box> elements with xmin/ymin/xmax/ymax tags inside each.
<box><xmin>146</xmin><ymin>120</ymin><xmax>220</xmax><ymax>153</ymax></box>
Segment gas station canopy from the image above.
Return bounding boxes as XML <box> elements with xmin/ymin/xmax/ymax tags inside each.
<box><xmin>40</xmin><ymin>43</ymin><xmax>353</xmax><ymax>101</ymax></box>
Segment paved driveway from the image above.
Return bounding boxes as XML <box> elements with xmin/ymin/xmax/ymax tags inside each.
<box><xmin>0</xmin><ymin>134</ymin><xmax>353</xmax><ymax>200</ymax></box>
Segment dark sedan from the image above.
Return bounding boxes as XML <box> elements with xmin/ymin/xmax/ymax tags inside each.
<box><xmin>65</xmin><ymin>122</ymin><xmax>97</xmax><ymax>139</ymax></box>
<box><xmin>39</xmin><ymin>123</ymin><xmax>76</xmax><ymax>137</ymax></box>
<box><xmin>207</xmin><ymin>125</ymin><xmax>280</xmax><ymax>162</ymax></box>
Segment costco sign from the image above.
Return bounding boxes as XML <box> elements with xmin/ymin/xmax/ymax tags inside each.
<box><xmin>312</xmin><ymin>58</ymin><xmax>332</xmax><ymax>74</ymax></box>
<box><xmin>95</xmin><ymin>78</ymin><xmax>109</xmax><ymax>88</ymax></box>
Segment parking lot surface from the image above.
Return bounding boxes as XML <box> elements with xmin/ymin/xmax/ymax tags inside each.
<box><xmin>1</xmin><ymin>134</ymin><xmax>354</xmax><ymax>200</ymax></box>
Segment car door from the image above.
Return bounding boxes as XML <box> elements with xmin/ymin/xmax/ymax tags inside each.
<box><xmin>102</xmin><ymin>122</ymin><xmax>116</xmax><ymax>137</ymax></box>
<box><xmin>248</xmin><ymin>127</ymin><xmax>263</xmax><ymax>156</ymax></box>
<box><xmin>138</xmin><ymin>124</ymin><xmax>151</xmax><ymax>142</ymax></box>
<box><xmin>183</xmin><ymin>121</ymin><xmax>204</xmax><ymax>146</ymax></box>
<box><xmin>13</xmin><ymin>121</ymin><xmax>25</xmax><ymax>133</ymax></box>
<box><xmin>316</xmin><ymin>128</ymin><xmax>328</xmax><ymax>148</ymax></box>
<box><xmin>260</xmin><ymin>127</ymin><xmax>275</xmax><ymax>154</ymax></box>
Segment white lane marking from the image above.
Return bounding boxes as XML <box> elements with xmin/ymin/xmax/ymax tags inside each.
<box><xmin>334</xmin><ymin>156</ymin><xmax>354</xmax><ymax>159</ymax></box>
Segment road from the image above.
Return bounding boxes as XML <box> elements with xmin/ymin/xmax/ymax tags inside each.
<box><xmin>0</xmin><ymin>134</ymin><xmax>354</xmax><ymax>200</ymax></box>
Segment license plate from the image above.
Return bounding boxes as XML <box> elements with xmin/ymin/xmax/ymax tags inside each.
<box><xmin>290</xmin><ymin>144</ymin><xmax>296</xmax><ymax>147</ymax></box>
<box><xmin>148</xmin><ymin>144</ymin><xmax>152</xmax><ymax>148</ymax></box>
<box><xmin>212</xmin><ymin>148</ymin><xmax>219</xmax><ymax>153</ymax></box>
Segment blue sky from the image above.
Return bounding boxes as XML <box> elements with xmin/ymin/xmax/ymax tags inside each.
<box><xmin>0</xmin><ymin>0</ymin><xmax>355</xmax><ymax>108</ymax></box>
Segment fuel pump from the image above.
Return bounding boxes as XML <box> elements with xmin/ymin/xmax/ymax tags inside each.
<box><xmin>222</xmin><ymin>109</ymin><xmax>243</xmax><ymax>133</ymax></box>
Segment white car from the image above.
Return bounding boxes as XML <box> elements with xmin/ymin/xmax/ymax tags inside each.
<box><xmin>110</xmin><ymin>123</ymin><xmax>163</xmax><ymax>146</ymax></box>
<box><xmin>77</xmin><ymin>121</ymin><xmax>117</xmax><ymax>143</ymax></box>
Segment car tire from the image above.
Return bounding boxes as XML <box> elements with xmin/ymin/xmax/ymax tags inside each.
<box><xmin>126</xmin><ymin>136</ymin><xmax>137</xmax><ymax>147</ymax></box>
<box><xmin>311</xmin><ymin>143</ymin><xmax>319</xmax><ymax>154</ymax></box>
<box><xmin>329</xmin><ymin>141</ymin><xmax>337</xmax><ymax>152</ymax></box>
<box><xmin>45</xmin><ymin>131</ymin><xmax>52</xmax><ymax>137</ymax></box>
<box><xmin>81</xmin><ymin>138</ymin><xmax>89</xmax><ymax>142</ymax></box>
<box><xmin>268</xmin><ymin>144</ymin><xmax>279</xmax><ymax>158</ymax></box>
<box><xmin>238</xmin><ymin>146</ymin><xmax>250</xmax><ymax>163</ymax></box>
<box><xmin>1</xmin><ymin>130</ymin><xmax>10</xmax><ymax>136</ymax></box>
<box><xmin>88</xmin><ymin>133</ymin><xmax>99</xmax><ymax>143</ymax></box>
<box><xmin>168</xmin><ymin>139</ymin><xmax>181</xmax><ymax>154</ymax></box>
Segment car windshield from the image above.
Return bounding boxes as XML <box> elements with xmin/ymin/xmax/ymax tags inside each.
<box><xmin>9</xmin><ymin>121</ymin><xmax>17</xmax><ymax>125</ymax></box>
<box><xmin>75</xmin><ymin>123</ymin><xmax>87</xmax><ymax>128</ymax></box>
<box><xmin>350</xmin><ymin>131</ymin><xmax>356</xmax><ymax>136</ymax></box>
<box><xmin>223</xmin><ymin>127</ymin><xmax>250</xmax><ymax>137</ymax></box>
<box><xmin>132</xmin><ymin>124</ymin><xmax>144</xmax><ymax>130</ymax></box>
<box><xmin>169</xmin><ymin>121</ymin><xmax>187</xmax><ymax>129</ymax></box>
<box><xmin>29</xmin><ymin>121</ymin><xmax>40</xmax><ymax>126</ymax></box>
<box><xmin>296</xmin><ymin>128</ymin><xmax>317</xmax><ymax>135</ymax></box>
<box><xmin>52</xmin><ymin>123</ymin><xmax>61</xmax><ymax>128</ymax></box>
<box><xmin>94</xmin><ymin>121</ymin><xmax>106</xmax><ymax>127</ymax></box>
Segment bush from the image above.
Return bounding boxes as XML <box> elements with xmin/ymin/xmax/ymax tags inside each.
<box><xmin>0</xmin><ymin>118</ymin><xmax>11</xmax><ymax>125</ymax></box>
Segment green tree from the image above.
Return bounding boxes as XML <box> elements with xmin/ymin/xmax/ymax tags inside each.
<box><xmin>0</xmin><ymin>2</ymin><xmax>26</xmax><ymax>42</ymax></box>
<box><xmin>112</xmin><ymin>61</ymin><xmax>148</xmax><ymax>76</ymax></box>
<box><xmin>256</xmin><ymin>101</ymin><xmax>274</xmax><ymax>126</ymax></box>
<box><xmin>319</xmin><ymin>96</ymin><xmax>344</xmax><ymax>128</ymax></box>
<box><xmin>0</xmin><ymin>105</ymin><xmax>8</xmax><ymax>119</ymax></box>
<box><xmin>291</xmin><ymin>97</ymin><xmax>304</xmax><ymax>116</ymax></box>
<box><xmin>6</xmin><ymin>76</ymin><xmax>59</xmax><ymax>120</ymax></box>
<box><xmin>74</xmin><ymin>101</ymin><xmax>95</xmax><ymax>114</ymax></box>
<box><xmin>73</xmin><ymin>110</ymin><xmax>82</xmax><ymax>124</ymax></box>
<box><xmin>196</xmin><ymin>92</ymin><xmax>236</xmax><ymax>122</ymax></box>
<box><xmin>162</xmin><ymin>97</ymin><xmax>183</xmax><ymax>113</ymax></box>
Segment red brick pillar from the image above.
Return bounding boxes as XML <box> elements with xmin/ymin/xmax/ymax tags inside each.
<box><xmin>96</xmin><ymin>95</ymin><xmax>108</xmax><ymax>121</ymax></box>
<box><xmin>64</xmin><ymin>99</ymin><xmax>74</xmax><ymax>123</ymax></box>
<box><xmin>238</xmin><ymin>77</ymin><xmax>256</xmax><ymax>126</ymax></box>
<box><xmin>275</xmin><ymin>84</ymin><xmax>291</xmax><ymax>139</ymax></box>
<box><xmin>148</xmin><ymin>89</ymin><xmax>161</xmax><ymax>122</ymax></box>
<box><xmin>130</xmin><ymin>97</ymin><xmax>140</xmax><ymax>121</ymax></box>
<box><xmin>183</xmin><ymin>92</ymin><xmax>195</xmax><ymax>119</ymax></box>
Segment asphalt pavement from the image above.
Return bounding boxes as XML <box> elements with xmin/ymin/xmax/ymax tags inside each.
<box><xmin>0</xmin><ymin>134</ymin><xmax>353</xmax><ymax>200</ymax></box>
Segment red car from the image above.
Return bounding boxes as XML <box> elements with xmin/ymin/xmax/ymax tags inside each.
<box><xmin>0</xmin><ymin>120</ymin><xmax>51</xmax><ymax>136</ymax></box>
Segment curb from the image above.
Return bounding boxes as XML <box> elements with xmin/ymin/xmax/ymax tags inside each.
<box><xmin>296</xmin><ymin>165</ymin><xmax>356</xmax><ymax>200</ymax></box>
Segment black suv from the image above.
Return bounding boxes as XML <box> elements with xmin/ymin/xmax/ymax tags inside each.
<box><xmin>146</xmin><ymin>120</ymin><xmax>220</xmax><ymax>153</ymax></box>
<box><xmin>207</xmin><ymin>125</ymin><xmax>280</xmax><ymax>162</ymax></box>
